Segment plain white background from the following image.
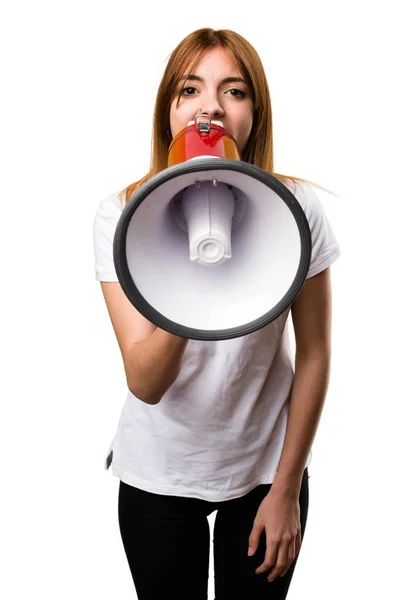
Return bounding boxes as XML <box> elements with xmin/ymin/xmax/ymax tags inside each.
<box><xmin>1</xmin><ymin>1</ymin><xmax>419</xmax><ymax>598</ymax></box>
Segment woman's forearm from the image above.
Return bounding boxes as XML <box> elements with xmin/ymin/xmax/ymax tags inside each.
<box><xmin>126</xmin><ymin>329</ymin><xmax>189</xmax><ymax>405</ymax></box>
<box><xmin>270</xmin><ymin>351</ymin><xmax>331</xmax><ymax>497</ymax></box>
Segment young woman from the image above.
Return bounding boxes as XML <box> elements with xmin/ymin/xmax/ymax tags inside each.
<box><xmin>93</xmin><ymin>28</ymin><xmax>341</xmax><ymax>600</ymax></box>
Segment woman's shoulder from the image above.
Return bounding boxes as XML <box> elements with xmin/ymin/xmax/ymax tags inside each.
<box><xmin>99</xmin><ymin>190</ymin><xmax>124</xmax><ymax>211</ymax></box>
<box><xmin>285</xmin><ymin>178</ymin><xmax>326</xmax><ymax>214</ymax></box>
<box><xmin>273</xmin><ymin>174</ymin><xmax>310</xmax><ymax>197</ymax></box>
<box><xmin>94</xmin><ymin>190</ymin><xmax>125</xmax><ymax>222</ymax></box>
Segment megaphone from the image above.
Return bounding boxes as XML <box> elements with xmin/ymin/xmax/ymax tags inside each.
<box><xmin>114</xmin><ymin>113</ymin><xmax>311</xmax><ymax>341</ymax></box>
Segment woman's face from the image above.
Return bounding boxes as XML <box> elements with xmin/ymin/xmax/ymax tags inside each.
<box><xmin>169</xmin><ymin>47</ymin><xmax>254</xmax><ymax>154</ymax></box>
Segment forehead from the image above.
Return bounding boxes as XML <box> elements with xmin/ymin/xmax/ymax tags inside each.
<box><xmin>183</xmin><ymin>47</ymin><xmax>243</xmax><ymax>78</ymax></box>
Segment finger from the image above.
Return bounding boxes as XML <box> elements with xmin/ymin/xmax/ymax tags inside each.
<box><xmin>255</xmin><ymin>539</ymin><xmax>279</xmax><ymax>575</ymax></box>
<box><xmin>267</xmin><ymin>539</ymin><xmax>290</xmax><ymax>581</ymax></box>
<box><xmin>297</xmin><ymin>526</ymin><xmax>302</xmax><ymax>551</ymax></box>
<box><xmin>248</xmin><ymin>522</ymin><xmax>264</xmax><ymax>556</ymax></box>
<box><xmin>279</xmin><ymin>536</ymin><xmax>297</xmax><ymax>578</ymax></box>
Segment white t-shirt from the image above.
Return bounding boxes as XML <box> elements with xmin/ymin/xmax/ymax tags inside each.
<box><xmin>93</xmin><ymin>179</ymin><xmax>341</xmax><ymax>501</ymax></box>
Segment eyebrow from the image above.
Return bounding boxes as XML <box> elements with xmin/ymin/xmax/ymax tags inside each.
<box><xmin>179</xmin><ymin>74</ymin><xmax>248</xmax><ymax>86</ymax></box>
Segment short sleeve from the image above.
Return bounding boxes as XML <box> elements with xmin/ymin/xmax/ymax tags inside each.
<box><xmin>93</xmin><ymin>191</ymin><xmax>123</xmax><ymax>282</ymax></box>
<box><xmin>294</xmin><ymin>183</ymin><xmax>341</xmax><ymax>279</ymax></box>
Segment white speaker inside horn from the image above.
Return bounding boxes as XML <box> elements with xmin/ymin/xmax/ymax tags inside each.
<box><xmin>114</xmin><ymin>117</ymin><xmax>311</xmax><ymax>341</ymax></box>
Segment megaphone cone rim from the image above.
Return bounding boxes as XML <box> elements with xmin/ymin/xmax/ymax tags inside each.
<box><xmin>114</xmin><ymin>158</ymin><xmax>311</xmax><ymax>341</ymax></box>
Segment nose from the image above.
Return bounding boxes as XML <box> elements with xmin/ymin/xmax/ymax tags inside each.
<box><xmin>199</xmin><ymin>95</ymin><xmax>225</xmax><ymax>120</ymax></box>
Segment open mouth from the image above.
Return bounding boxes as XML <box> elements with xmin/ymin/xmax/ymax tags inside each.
<box><xmin>187</xmin><ymin>118</ymin><xmax>225</xmax><ymax>129</ymax></box>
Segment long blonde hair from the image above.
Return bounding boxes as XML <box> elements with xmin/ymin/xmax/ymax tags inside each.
<box><xmin>120</xmin><ymin>28</ymin><xmax>333</xmax><ymax>208</ymax></box>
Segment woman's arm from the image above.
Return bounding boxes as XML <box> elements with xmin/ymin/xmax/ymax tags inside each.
<box><xmin>100</xmin><ymin>282</ymin><xmax>189</xmax><ymax>404</ymax></box>
<box><xmin>270</xmin><ymin>267</ymin><xmax>333</xmax><ymax>497</ymax></box>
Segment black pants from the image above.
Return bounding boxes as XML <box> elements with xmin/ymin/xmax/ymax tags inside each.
<box><xmin>118</xmin><ymin>468</ymin><xmax>309</xmax><ymax>600</ymax></box>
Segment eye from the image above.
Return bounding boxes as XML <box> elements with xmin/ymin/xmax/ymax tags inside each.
<box><xmin>227</xmin><ymin>88</ymin><xmax>246</xmax><ymax>99</ymax></box>
<box><xmin>181</xmin><ymin>86</ymin><xmax>198</xmax><ymax>96</ymax></box>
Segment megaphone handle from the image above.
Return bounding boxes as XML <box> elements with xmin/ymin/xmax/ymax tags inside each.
<box><xmin>195</xmin><ymin>112</ymin><xmax>211</xmax><ymax>134</ymax></box>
